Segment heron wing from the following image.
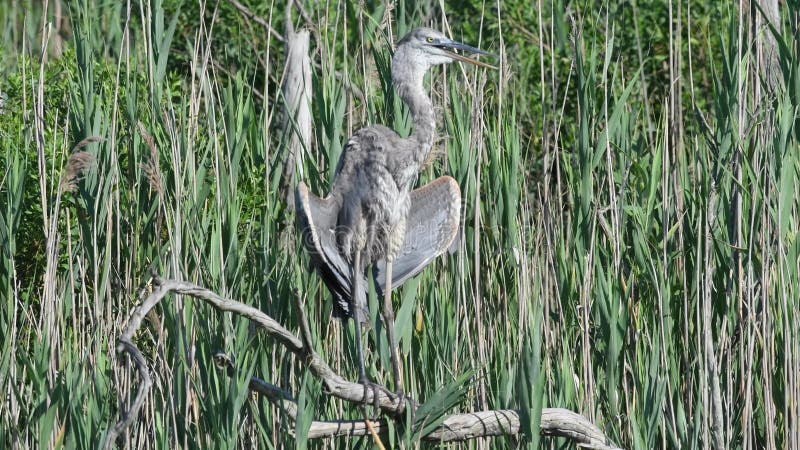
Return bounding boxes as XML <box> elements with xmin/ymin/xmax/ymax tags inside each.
<box><xmin>296</xmin><ymin>182</ymin><xmax>362</xmax><ymax>319</ymax></box>
<box><xmin>374</xmin><ymin>176</ymin><xmax>461</xmax><ymax>293</ymax></box>
<box><xmin>297</xmin><ymin>177</ymin><xmax>461</xmax><ymax>318</ymax></box>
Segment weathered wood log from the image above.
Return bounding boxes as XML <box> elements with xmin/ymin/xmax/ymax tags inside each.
<box><xmin>105</xmin><ymin>279</ymin><xmax>622</xmax><ymax>449</ymax></box>
<box><xmin>752</xmin><ymin>0</ymin><xmax>780</xmax><ymax>92</ymax></box>
<box><xmin>281</xmin><ymin>28</ymin><xmax>312</xmax><ymax>208</ymax></box>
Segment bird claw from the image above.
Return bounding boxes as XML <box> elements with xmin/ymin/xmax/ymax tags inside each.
<box><xmin>397</xmin><ymin>390</ymin><xmax>418</xmax><ymax>411</ymax></box>
<box><xmin>356</xmin><ymin>378</ymin><xmax>421</xmax><ymax>420</ymax></box>
<box><xmin>358</xmin><ymin>376</ymin><xmax>394</xmax><ymax>418</ymax></box>
<box><xmin>390</xmin><ymin>389</ymin><xmax>419</xmax><ymax>422</ymax></box>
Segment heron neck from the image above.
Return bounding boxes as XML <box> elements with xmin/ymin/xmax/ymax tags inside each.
<box><xmin>395</xmin><ymin>76</ymin><xmax>435</xmax><ymax>164</ymax></box>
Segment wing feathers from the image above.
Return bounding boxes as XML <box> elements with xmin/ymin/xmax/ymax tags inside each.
<box><xmin>296</xmin><ymin>182</ymin><xmax>365</xmax><ymax>319</ymax></box>
<box><xmin>374</xmin><ymin>176</ymin><xmax>461</xmax><ymax>294</ymax></box>
<box><xmin>297</xmin><ymin>176</ymin><xmax>461</xmax><ymax>320</ymax></box>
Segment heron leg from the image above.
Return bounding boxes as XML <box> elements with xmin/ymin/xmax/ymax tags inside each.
<box><xmin>351</xmin><ymin>250</ymin><xmax>391</xmax><ymax>414</ymax></box>
<box><xmin>351</xmin><ymin>251</ymin><xmax>370</xmax><ymax>389</ymax></box>
<box><xmin>381</xmin><ymin>259</ymin><xmax>404</xmax><ymax>397</ymax></box>
<box><xmin>352</xmin><ymin>313</ymin><xmax>368</xmax><ymax>383</ymax></box>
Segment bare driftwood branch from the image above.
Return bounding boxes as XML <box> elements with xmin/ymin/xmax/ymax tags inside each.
<box><xmin>216</xmin><ymin>354</ymin><xmax>617</xmax><ymax>446</ymax></box>
<box><xmin>281</xmin><ymin>28</ymin><xmax>312</xmax><ymax>208</ymax></box>
<box><xmin>103</xmin><ymin>340</ymin><xmax>151</xmax><ymax>449</ymax></box>
<box><xmin>105</xmin><ymin>278</ymin><xmax>622</xmax><ymax>449</ymax></box>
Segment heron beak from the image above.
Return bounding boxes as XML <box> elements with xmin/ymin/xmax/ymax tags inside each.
<box><xmin>436</xmin><ymin>39</ymin><xmax>497</xmax><ymax>69</ymax></box>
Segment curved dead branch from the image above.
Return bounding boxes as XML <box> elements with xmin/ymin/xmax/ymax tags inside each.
<box><xmin>104</xmin><ymin>278</ymin><xmax>622</xmax><ymax>449</ymax></box>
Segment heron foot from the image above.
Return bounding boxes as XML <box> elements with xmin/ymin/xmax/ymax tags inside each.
<box><xmin>399</xmin><ymin>390</ymin><xmax>419</xmax><ymax>410</ymax></box>
<box><xmin>391</xmin><ymin>389</ymin><xmax>419</xmax><ymax>419</ymax></box>
<box><xmin>358</xmin><ymin>376</ymin><xmax>394</xmax><ymax>418</ymax></box>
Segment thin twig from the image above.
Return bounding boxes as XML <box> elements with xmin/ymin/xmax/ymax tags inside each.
<box><xmin>226</xmin><ymin>0</ymin><xmax>285</xmax><ymax>43</ymax></box>
<box><xmin>225</xmin><ymin>0</ymin><xmax>365</xmax><ymax>102</ymax></box>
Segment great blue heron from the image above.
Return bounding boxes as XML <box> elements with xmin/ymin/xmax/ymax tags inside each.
<box><xmin>296</xmin><ymin>28</ymin><xmax>493</xmax><ymax>399</ymax></box>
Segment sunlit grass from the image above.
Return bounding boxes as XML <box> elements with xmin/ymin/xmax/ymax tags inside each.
<box><xmin>1</xmin><ymin>0</ymin><xmax>799</xmax><ymax>449</ymax></box>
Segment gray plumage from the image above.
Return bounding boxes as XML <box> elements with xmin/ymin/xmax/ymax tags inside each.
<box><xmin>296</xmin><ymin>27</ymin><xmax>493</xmax><ymax>393</ymax></box>
<box><xmin>296</xmin><ymin>175</ymin><xmax>461</xmax><ymax>319</ymax></box>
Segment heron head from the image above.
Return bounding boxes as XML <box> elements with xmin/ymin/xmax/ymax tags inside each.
<box><xmin>395</xmin><ymin>28</ymin><xmax>496</xmax><ymax>71</ymax></box>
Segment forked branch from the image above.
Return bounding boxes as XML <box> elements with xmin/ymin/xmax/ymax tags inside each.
<box><xmin>104</xmin><ymin>278</ymin><xmax>622</xmax><ymax>449</ymax></box>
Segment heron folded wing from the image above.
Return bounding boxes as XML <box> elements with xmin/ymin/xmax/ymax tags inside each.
<box><xmin>296</xmin><ymin>182</ymin><xmax>366</xmax><ymax>320</ymax></box>
<box><xmin>374</xmin><ymin>176</ymin><xmax>461</xmax><ymax>294</ymax></box>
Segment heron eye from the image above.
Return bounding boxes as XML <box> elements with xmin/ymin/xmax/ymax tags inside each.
<box><xmin>426</xmin><ymin>37</ymin><xmax>434</xmax><ymax>43</ymax></box>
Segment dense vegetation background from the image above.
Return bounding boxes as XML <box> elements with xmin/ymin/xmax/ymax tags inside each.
<box><xmin>1</xmin><ymin>0</ymin><xmax>798</xmax><ymax>448</ymax></box>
